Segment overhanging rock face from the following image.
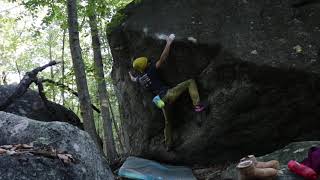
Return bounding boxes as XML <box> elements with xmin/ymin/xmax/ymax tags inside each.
<box><xmin>108</xmin><ymin>0</ymin><xmax>320</xmax><ymax>164</ymax></box>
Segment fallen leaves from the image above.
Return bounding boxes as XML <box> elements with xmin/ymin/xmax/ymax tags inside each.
<box><xmin>1</xmin><ymin>145</ymin><xmax>13</xmax><ymax>149</ymax></box>
<box><xmin>0</xmin><ymin>148</ymin><xmax>6</xmax><ymax>154</ymax></box>
<box><xmin>0</xmin><ymin>143</ymin><xmax>75</xmax><ymax>164</ymax></box>
<box><xmin>57</xmin><ymin>153</ymin><xmax>75</xmax><ymax>164</ymax></box>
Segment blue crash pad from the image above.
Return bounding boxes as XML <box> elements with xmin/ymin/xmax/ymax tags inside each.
<box><xmin>118</xmin><ymin>156</ymin><xmax>196</xmax><ymax>180</ymax></box>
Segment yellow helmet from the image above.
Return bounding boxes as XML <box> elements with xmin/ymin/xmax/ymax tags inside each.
<box><xmin>133</xmin><ymin>57</ymin><xmax>148</xmax><ymax>72</ymax></box>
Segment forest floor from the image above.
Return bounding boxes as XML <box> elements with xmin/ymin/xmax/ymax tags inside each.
<box><xmin>192</xmin><ymin>164</ymin><xmax>229</xmax><ymax>180</ymax></box>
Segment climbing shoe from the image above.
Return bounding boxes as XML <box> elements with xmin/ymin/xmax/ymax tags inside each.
<box><xmin>194</xmin><ymin>104</ymin><xmax>205</xmax><ymax>112</ymax></box>
<box><xmin>153</xmin><ymin>95</ymin><xmax>165</xmax><ymax>109</ymax></box>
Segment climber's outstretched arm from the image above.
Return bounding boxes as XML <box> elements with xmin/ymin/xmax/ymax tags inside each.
<box><xmin>128</xmin><ymin>71</ymin><xmax>137</xmax><ymax>82</ymax></box>
<box><xmin>156</xmin><ymin>34</ymin><xmax>175</xmax><ymax>69</ymax></box>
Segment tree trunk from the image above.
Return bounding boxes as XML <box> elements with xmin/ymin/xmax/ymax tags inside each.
<box><xmin>66</xmin><ymin>0</ymin><xmax>101</xmax><ymax>151</ymax></box>
<box><xmin>88</xmin><ymin>1</ymin><xmax>117</xmax><ymax>162</ymax></box>
<box><xmin>117</xmin><ymin>101</ymin><xmax>130</xmax><ymax>153</ymax></box>
<box><xmin>61</xmin><ymin>29</ymin><xmax>66</xmax><ymax>105</ymax></box>
<box><xmin>15</xmin><ymin>61</ymin><xmax>21</xmax><ymax>81</ymax></box>
<box><xmin>1</xmin><ymin>72</ymin><xmax>7</xmax><ymax>85</ymax></box>
<box><xmin>49</xmin><ymin>34</ymin><xmax>55</xmax><ymax>102</ymax></box>
<box><xmin>107</xmin><ymin>96</ymin><xmax>125</xmax><ymax>153</ymax></box>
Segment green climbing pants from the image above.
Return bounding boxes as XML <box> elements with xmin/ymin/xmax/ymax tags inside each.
<box><xmin>162</xmin><ymin>79</ymin><xmax>200</xmax><ymax>106</ymax></box>
<box><xmin>161</xmin><ymin>79</ymin><xmax>201</xmax><ymax>146</ymax></box>
<box><xmin>161</xmin><ymin>107</ymin><xmax>172</xmax><ymax>147</ymax></box>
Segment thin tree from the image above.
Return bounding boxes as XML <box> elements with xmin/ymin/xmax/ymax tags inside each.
<box><xmin>15</xmin><ymin>61</ymin><xmax>21</xmax><ymax>81</ymax></box>
<box><xmin>66</xmin><ymin>0</ymin><xmax>101</xmax><ymax>150</ymax></box>
<box><xmin>61</xmin><ymin>29</ymin><xmax>66</xmax><ymax>105</ymax></box>
<box><xmin>107</xmin><ymin>96</ymin><xmax>125</xmax><ymax>153</ymax></box>
<box><xmin>49</xmin><ymin>32</ymin><xmax>55</xmax><ymax>102</ymax></box>
<box><xmin>88</xmin><ymin>0</ymin><xmax>117</xmax><ymax>162</ymax></box>
<box><xmin>1</xmin><ymin>72</ymin><xmax>7</xmax><ymax>85</ymax></box>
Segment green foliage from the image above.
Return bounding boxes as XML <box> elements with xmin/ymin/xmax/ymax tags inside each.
<box><xmin>106</xmin><ymin>12</ymin><xmax>126</xmax><ymax>35</ymax></box>
<box><xmin>1</xmin><ymin>0</ymin><xmax>132</xmax><ymax>154</ymax></box>
<box><xmin>105</xmin><ymin>0</ymin><xmax>143</xmax><ymax>35</ymax></box>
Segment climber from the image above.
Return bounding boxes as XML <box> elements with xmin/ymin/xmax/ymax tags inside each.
<box><xmin>128</xmin><ymin>33</ymin><xmax>205</xmax><ymax>150</ymax></box>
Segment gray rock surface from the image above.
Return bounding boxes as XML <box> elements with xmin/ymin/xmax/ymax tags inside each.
<box><xmin>222</xmin><ymin>141</ymin><xmax>320</xmax><ymax>180</ymax></box>
<box><xmin>0</xmin><ymin>111</ymin><xmax>113</xmax><ymax>180</ymax></box>
<box><xmin>0</xmin><ymin>85</ymin><xmax>82</xmax><ymax>128</ymax></box>
<box><xmin>108</xmin><ymin>0</ymin><xmax>320</xmax><ymax>164</ymax></box>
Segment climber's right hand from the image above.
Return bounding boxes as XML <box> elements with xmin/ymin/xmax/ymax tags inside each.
<box><xmin>166</xmin><ymin>34</ymin><xmax>175</xmax><ymax>44</ymax></box>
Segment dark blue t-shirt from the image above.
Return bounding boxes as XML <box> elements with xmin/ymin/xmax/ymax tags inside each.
<box><xmin>138</xmin><ymin>63</ymin><xmax>168</xmax><ymax>97</ymax></box>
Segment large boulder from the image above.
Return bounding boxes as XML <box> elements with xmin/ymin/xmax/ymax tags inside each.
<box><xmin>108</xmin><ymin>0</ymin><xmax>320</xmax><ymax>164</ymax></box>
<box><xmin>222</xmin><ymin>141</ymin><xmax>320</xmax><ymax>180</ymax></box>
<box><xmin>0</xmin><ymin>111</ymin><xmax>113</xmax><ymax>180</ymax></box>
<box><xmin>0</xmin><ymin>85</ymin><xmax>82</xmax><ymax>128</ymax></box>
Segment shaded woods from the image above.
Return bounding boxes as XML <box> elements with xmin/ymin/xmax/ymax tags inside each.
<box><xmin>0</xmin><ymin>0</ymin><xmax>134</xmax><ymax>164</ymax></box>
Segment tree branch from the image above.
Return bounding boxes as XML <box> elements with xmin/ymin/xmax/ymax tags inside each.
<box><xmin>41</xmin><ymin>79</ymin><xmax>101</xmax><ymax>113</ymax></box>
<box><xmin>0</xmin><ymin>61</ymin><xmax>60</xmax><ymax>111</ymax></box>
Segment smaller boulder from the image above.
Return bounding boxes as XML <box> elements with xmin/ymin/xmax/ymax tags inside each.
<box><xmin>0</xmin><ymin>85</ymin><xmax>82</xmax><ymax>128</ymax></box>
<box><xmin>0</xmin><ymin>112</ymin><xmax>113</xmax><ymax>180</ymax></box>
